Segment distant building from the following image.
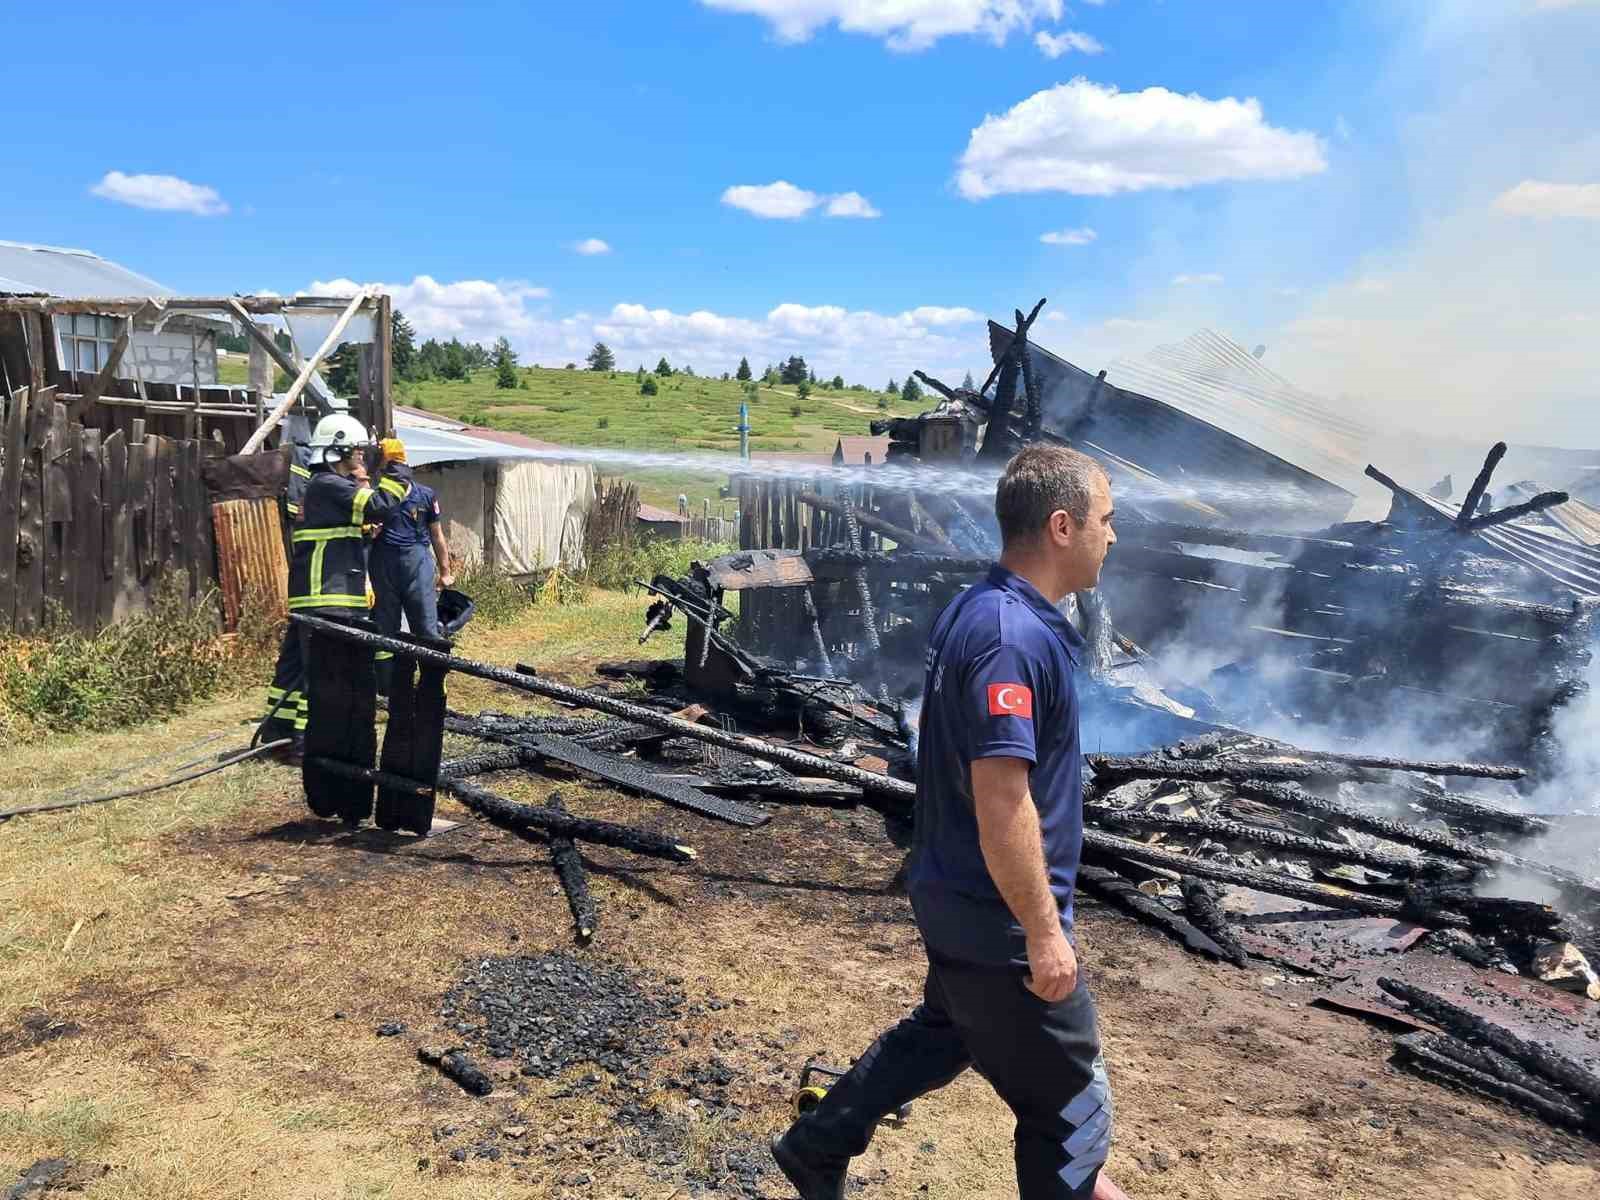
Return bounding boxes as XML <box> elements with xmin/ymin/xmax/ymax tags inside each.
<box><xmin>832</xmin><ymin>435</ymin><xmax>891</xmax><ymax>466</ymax></box>
<box><xmin>0</xmin><ymin>240</ymin><xmax>228</xmax><ymax>388</ymax></box>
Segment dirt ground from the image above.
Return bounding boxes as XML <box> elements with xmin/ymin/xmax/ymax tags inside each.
<box><xmin>2</xmin><ymin>632</ymin><xmax>1597</xmax><ymax>1198</ymax></box>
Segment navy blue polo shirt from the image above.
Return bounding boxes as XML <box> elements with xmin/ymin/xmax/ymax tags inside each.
<box><xmin>378</xmin><ymin>471</ymin><xmax>439</xmax><ymax>549</ymax></box>
<box><xmin>907</xmin><ymin>565</ymin><xmax>1085</xmax><ymax>969</ymax></box>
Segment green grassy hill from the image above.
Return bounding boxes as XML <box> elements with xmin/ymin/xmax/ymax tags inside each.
<box><xmin>218</xmin><ymin>357</ymin><xmax>929</xmax><ymax>509</ymax></box>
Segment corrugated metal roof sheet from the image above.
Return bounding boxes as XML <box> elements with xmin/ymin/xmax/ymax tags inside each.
<box><xmin>1496</xmin><ymin>480</ymin><xmax>1600</xmax><ymax>548</ymax></box>
<box><xmin>1103</xmin><ymin>329</ymin><xmax>1377</xmax><ymax>496</ymax></box>
<box><xmin>0</xmin><ymin>239</ymin><xmax>172</xmax><ymax>297</ymax></box>
<box><xmin>637</xmin><ymin>502</ymin><xmax>686</xmax><ymax>524</ymax></box>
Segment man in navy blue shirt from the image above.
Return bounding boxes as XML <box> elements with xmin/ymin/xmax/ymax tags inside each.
<box><xmin>774</xmin><ymin>446</ymin><xmax>1127</xmax><ymax>1200</ymax></box>
<box><xmin>370</xmin><ymin>438</ymin><xmax>455</xmax><ymax>688</ymax></box>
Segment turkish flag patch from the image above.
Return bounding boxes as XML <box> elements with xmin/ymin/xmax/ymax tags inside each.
<box><xmin>987</xmin><ymin>683</ymin><xmax>1033</xmax><ymax>718</ymax></box>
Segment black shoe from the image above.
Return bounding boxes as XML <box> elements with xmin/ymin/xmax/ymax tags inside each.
<box><xmin>771</xmin><ymin>1132</ymin><xmax>846</xmax><ymax>1200</ymax></box>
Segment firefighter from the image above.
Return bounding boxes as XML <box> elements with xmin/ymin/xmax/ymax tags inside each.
<box><xmin>258</xmin><ymin>414</ymin><xmax>410</xmax><ymax>754</ymax></box>
<box><xmin>369</xmin><ymin>437</ymin><xmax>454</xmax><ymax>691</ymax></box>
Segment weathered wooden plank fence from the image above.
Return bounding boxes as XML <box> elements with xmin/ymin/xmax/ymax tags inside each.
<box><xmin>1</xmin><ymin>385</ymin><xmax>217</xmax><ymax>634</ymax></box>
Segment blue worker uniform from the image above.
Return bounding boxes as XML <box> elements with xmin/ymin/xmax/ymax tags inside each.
<box><xmin>785</xmin><ymin>565</ymin><xmax>1111</xmax><ymax>1198</ymax></box>
<box><xmin>371</xmin><ymin>463</ymin><xmax>442</xmax><ymax>659</ymax></box>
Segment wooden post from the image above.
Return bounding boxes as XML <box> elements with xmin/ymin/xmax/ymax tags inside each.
<box><xmin>357</xmin><ymin>344</ymin><xmax>374</xmax><ymax>431</ymax></box>
<box><xmin>0</xmin><ymin>388</ymin><xmax>24</xmax><ymax>630</ymax></box>
<box><xmin>374</xmin><ymin>292</ymin><xmax>393</xmax><ymax>435</ymax></box>
<box><xmin>73</xmin><ymin>428</ymin><xmax>104</xmax><ymax>629</ymax></box>
<box><xmin>101</xmin><ymin>430</ymin><xmax>128</xmax><ymax>627</ymax></box>
<box><xmin>240</xmin><ymin>289</ymin><xmax>368</xmax><ymax>454</ymax></box>
<box><xmin>42</xmin><ymin>403</ymin><xmax>70</xmax><ymax>622</ymax></box>
<box><xmin>482</xmin><ymin>463</ymin><xmax>499</xmax><ymax>569</ymax></box>
<box><xmin>21</xmin><ymin>313</ymin><xmax>46</xmax><ymax>393</ymax></box>
<box><xmin>248</xmin><ymin>325</ymin><xmax>271</xmax><ymax>426</ymax></box>
<box><xmin>14</xmin><ymin>389</ymin><xmax>54</xmax><ymax>634</ymax></box>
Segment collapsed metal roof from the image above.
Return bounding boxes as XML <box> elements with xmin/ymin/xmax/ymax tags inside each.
<box><xmin>392</xmin><ymin>405</ymin><xmax>568</xmax><ymax>468</ymax></box>
<box><xmin>0</xmin><ymin>239</ymin><xmax>173</xmax><ymax>298</ymax></box>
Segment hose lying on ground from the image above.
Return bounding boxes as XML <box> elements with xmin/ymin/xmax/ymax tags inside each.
<box><xmin>0</xmin><ymin>740</ymin><xmax>290</xmax><ymax>823</ymax></box>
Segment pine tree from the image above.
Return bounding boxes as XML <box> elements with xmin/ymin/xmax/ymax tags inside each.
<box><xmin>901</xmin><ymin>376</ymin><xmax>923</xmax><ymax>405</ymax></box>
<box><xmin>780</xmin><ymin>356</ymin><xmax>808</xmax><ymax>385</ymax></box>
<box><xmin>961</xmin><ymin>370</ymin><xmax>976</xmax><ymax>391</ymax></box>
<box><xmin>831</xmin><ymin>375</ymin><xmax>844</xmax><ymax>389</ymax></box>
<box><xmin>886</xmin><ymin>378</ymin><xmax>897</xmax><ymax>395</ymax></box>
<box><xmin>655</xmin><ymin>356</ymin><xmax>674</xmax><ymax>377</ymax></box>
<box><xmin>586</xmin><ymin>342</ymin><xmax>615</xmax><ymax>372</ymax></box>
<box><xmin>493</xmin><ymin>337</ymin><xmax>519</xmax><ymax>389</ymax></box>
<box><xmin>735</xmin><ymin>356</ymin><xmax>752</xmax><ymax>381</ymax></box>
<box><xmin>807</xmin><ymin>368</ymin><xmax>817</xmax><ymax>384</ymax></box>
<box><xmin>391</xmin><ymin>310</ymin><xmax>418</xmax><ymax>381</ymax></box>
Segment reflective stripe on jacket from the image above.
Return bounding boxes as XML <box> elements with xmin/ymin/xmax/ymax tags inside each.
<box><xmin>287</xmin><ymin>467</ymin><xmax>409</xmax><ymax>610</ymax></box>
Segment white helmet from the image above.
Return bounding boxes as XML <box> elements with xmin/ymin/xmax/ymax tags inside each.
<box><xmin>308</xmin><ymin>414</ymin><xmax>371</xmax><ymax>458</ymax></box>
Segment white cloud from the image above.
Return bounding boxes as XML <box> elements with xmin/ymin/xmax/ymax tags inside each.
<box><xmin>722</xmin><ymin>181</ymin><xmax>882</xmax><ymax>219</ymax></box>
<box><xmin>1040</xmin><ymin>226</ymin><xmax>1097</xmax><ymax>246</ymax></box>
<box><xmin>722</xmin><ymin>181</ymin><xmax>822</xmax><ymax>219</ymax></box>
<box><xmin>307</xmin><ymin>277</ymin><xmax>983</xmax><ymax>385</ymax></box>
<box><xmin>825</xmin><ymin>191</ymin><xmax>882</xmax><ymax>218</ymax></box>
<box><xmin>957</xmin><ymin>78</ymin><xmax>1328</xmax><ymax>199</ymax></box>
<box><xmin>573</xmin><ymin>238</ymin><xmax>613</xmax><ymax>255</ymax></box>
<box><xmin>1493</xmin><ymin>180</ymin><xmax>1600</xmax><ymax>220</ymax></box>
<box><xmin>1034</xmin><ymin>30</ymin><xmax>1103</xmax><ymax>58</ymax></box>
<box><xmin>701</xmin><ymin>0</ymin><xmax>1062</xmax><ymax>52</ymax></box>
<box><xmin>89</xmin><ymin>170</ymin><xmax>228</xmax><ymax>216</ymax></box>
<box><xmin>1172</xmin><ymin>273</ymin><xmax>1223</xmax><ymax>285</ymax></box>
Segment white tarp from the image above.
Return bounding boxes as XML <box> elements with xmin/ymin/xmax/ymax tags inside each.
<box><xmin>493</xmin><ymin>460</ymin><xmax>594</xmax><ymax>574</ymax></box>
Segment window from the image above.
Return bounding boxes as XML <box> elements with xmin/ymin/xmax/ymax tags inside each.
<box><xmin>57</xmin><ymin>314</ymin><xmax>120</xmax><ymax>374</ymax></box>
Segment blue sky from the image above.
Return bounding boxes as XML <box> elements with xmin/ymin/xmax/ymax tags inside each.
<box><xmin>3</xmin><ymin>1</ymin><xmax>1597</xmax><ymax>441</ymax></box>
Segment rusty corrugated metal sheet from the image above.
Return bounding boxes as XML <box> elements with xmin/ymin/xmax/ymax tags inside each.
<box><xmin>211</xmin><ymin>497</ymin><xmax>286</xmax><ymax>632</ymax></box>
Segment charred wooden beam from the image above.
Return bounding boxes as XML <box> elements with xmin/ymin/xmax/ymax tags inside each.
<box><xmin>1179</xmin><ymin>878</ymin><xmax>1251</xmax><ymax>968</ymax></box>
<box><xmin>1400</xmin><ymin>883</ymin><xmax>1561</xmax><ymax>933</ymax></box>
<box><xmin>1076</xmin><ymin>864</ymin><xmax>1234</xmax><ymax>964</ymax></box>
<box><xmin>797</xmin><ymin>491</ymin><xmax>941</xmax><ymax>551</ymax></box>
<box><xmin>1379</xmin><ymin>978</ymin><xmax>1600</xmax><ymax>1106</ymax></box>
<box><xmin>1091</xmin><ymin>752</ymin><xmax>1523</xmax><ymax>784</ymax></box>
<box><xmin>805</xmin><ymin>547</ymin><xmax>991</xmax><ymax>576</ymax></box>
<box><xmin>295</xmin><ymin>614</ymin><xmax>916</xmax><ymax>802</ymax></box>
<box><xmin>440</xmin><ymin>777</ymin><xmax>696</xmax><ymax>863</ymax></box>
<box><xmin>418</xmin><ymin>1046</ymin><xmax>493</xmax><ymax>1097</ymax></box>
<box><xmin>1082</xmin><ymin>830</ymin><xmax>1457</xmax><ymax>925</ymax></box>
<box><xmin>546</xmin><ymin>793</ymin><xmax>597</xmax><ymax>945</ymax></box>
<box><xmin>1373</xmin><ymin>781</ymin><xmax>1549</xmax><ymax>836</ymax></box>
<box><xmin>1089</xmin><ymin>807</ymin><xmax>1442</xmax><ymax>878</ymax></box>
<box><xmin>1234</xmin><ymin>782</ymin><xmax>1598</xmax><ymax>900</ymax></box>
<box><xmin>840</xmin><ymin>497</ymin><xmax>883</xmax><ymax>656</ymax></box>
<box><xmin>1277</xmin><ymin>750</ymin><xmax>1525</xmax><ymax>781</ymax></box>
<box><xmin>1395</xmin><ymin>1034</ymin><xmax>1598</xmax><ymax>1135</ymax></box>
<box><xmin>1457</xmin><ymin>442</ymin><xmax>1508</xmax><ymax>528</ymax></box>
<box><xmin>1462</xmin><ymin>491</ymin><xmax>1570</xmax><ymax>533</ymax></box>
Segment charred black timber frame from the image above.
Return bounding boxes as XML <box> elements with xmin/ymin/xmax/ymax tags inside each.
<box><xmin>1463</xmin><ymin>491</ymin><xmax>1571</xmax><ymax>533</ymax></box>
<box><xmin>418</xmin><ymin>1046</ymin><xmax>493</xmax><ymax>1097</ymax></box>
<box><xmin>1379</xmin><ymin>977</ymin><xmax>1600</xmax><ymax>1107</ymax></box>
<box><xmin>442</xmin><ymin>722</ymin><xmax>767</xmax><ymax>828</ymax></box>
<box><xmin>1089</xmin><ymin>806</ymin><xmax>1446</xmax><ymax>878</ymax></box>
<box><xmin>1233</xmin><ymin>781</ymin><xmax>1599</xmax><ymax>900</ymax></box>
<box><xmin>292</xmin><ymin>614</ymin><xmax>919</xmax><ymax>803</ymax></box>
<box><xmin>1372</xmin><ymin>781</ymin><xmax>1550</xmax><ymax>836</ymax></box>
<box><xmin>546</xmin><ymin>793</ymin><xmax>597</xmax><ymax>945</ymax></box>
<box><xmin>1457</xmin><ymin>442</ymin><xmax>1508</xmax><ymax>527</ymax></box>
<box><xmin>839</xmin><ymin>495</ymin><xmax>883</xmax><ymax>656</ymax></box>
<box><xmin>1271</xmin><ymin>750</ymin><xmax>1524</xmax><ymax>781</ymax></box>
<box><xmin>1076</xmin><ymin>863</ymin><xmax>1234</xmax><ymax>964</ymax></box>
<box><xmin>1402</xmin><ymin>1032</ymin><xmax>1588</xmax><ymax>1114</ymax></box>
<box><xmin>1400</xmin><ymin>882</ymin><xmax>1562</xmax><ymax>933</ymax></box>
<box><xmin>796</xmin><ymin>490</ymin><xmax>943</xmax><ymax>552</ymax></box>
<box><xmin>1179</xmin><ymin>878</ymin><xmax>1251</xmax><ymax>968</ymax></box>
<box><xmin>440</xmin><ymin>776</ymin><xmax>696</xmax><ymax>863</ymax></box>
<box><xmin>1088</xmin><ymin>753</ymin><xmax>1524</xmax><ymax>785</ymax></box>
<box><xmin>1395</xmin><ymin>1034</ymin><xmax>1599</xmax><ymax>1137</ymax></box>
<box><xmin>1114</xmin><ymin>518</ymin><xmax>1405</xmax><ymax>562</ymax></box>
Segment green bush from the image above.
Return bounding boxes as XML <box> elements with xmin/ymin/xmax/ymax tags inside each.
<box><xmin>640</xmin><ymin>377</ymin><xmax>658</xmax><ymax>397</ymax></box>
<box><xmin>0</xmin><ymin>582</ymin><xmax>233</xmax><ymax>735</ymax></box>
<box><xmin>452</xmin><ymin>559</ymin><xmax>535</xmax><ymax>628</ymax></box>
<box><xmin>582</xmin><ymin>538</ymin><xmax>734</xmax><ymax>592</ymax></box>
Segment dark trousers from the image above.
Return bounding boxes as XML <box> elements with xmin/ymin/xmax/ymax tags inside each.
<box><xmin>371</xmin><ymin>544</ymin><xmax>437</xmax><ymax>690</ymax></box>
<box><xmin>789</xmin><ymin>958</ymin><xmax>1112</xmax><ymax>1198</ymax></box>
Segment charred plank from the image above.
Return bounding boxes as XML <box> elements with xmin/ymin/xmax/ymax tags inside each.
<box><xmin>546</xmin><ymin>793</ymin><xmax>597</xmax><ymax>945</ymax></box>
<box><xmin>1076</xmin><ymin>864</ymin><xmax>1233</xmax><ymax>964</ymax></box>
<box><xmin>1179</xmin><ymin>878</ymin><xmax>1251</xmax><ymax>968</ymax></box>
<box><xmin>418</xmin><ymin>1046</ymin><xmax>493</xmax><ymax>1097</ymax></box>
<box><xmin>440</xmin><ymin>777</ymin><xmax>696</xmax><ymax>863</ymax></box>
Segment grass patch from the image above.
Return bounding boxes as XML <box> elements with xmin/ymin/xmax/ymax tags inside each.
<box><xmin>582</xmin><ymin>538</ymin><xmax>734</xmax><ymax>592</ymax></box>
<box><xmin>0</xmin><ymin>1094</ymin><xmax>122</xmax><ymax>1158</ymax></box>
<box><xmin>0</xmin><ymin>583</ymin><xmax>259</xmax><ymax>738</ymax></box>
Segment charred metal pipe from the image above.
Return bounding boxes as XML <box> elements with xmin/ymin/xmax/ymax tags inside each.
<box><xmin>1379</xmin><ymin>978</ymin><xmax>1600</xmax><ymax>1107</ymax></box>
<box><xmin>1394</xmin><ymin>1034</ymin><xmax>1597</xmax><ymax>1136</ymax></box>
<box><xmin>1089</xmin><ymin>807</ymin><xmax>1439</xmax><ymax>878</ymax></box>
<box><xmin>1179</xmin><ymin>878</ymin><xmax>1251</xmax><ymax>968</ymax></box>
<box><xmin>418</xmin><ymin>1046</ymin><xmax>493</xmax><ymax>1097</ymax></box>
<box><xmin>440</xmin><ymin>776</ymin><xmax>696</xmax><ymax>863</ymax></box>
<box><xmin>546</xmin><ymin>793</ymin><xmax>597</xmax><ymax>945</ymax></box>
<box><xmin>293</xmin><ymin>614</ymin><xmax>916</xmax><ymax>802</ymax></box>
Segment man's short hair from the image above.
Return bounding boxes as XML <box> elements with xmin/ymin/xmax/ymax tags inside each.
<box><xmin>994</xmin><ymin>445</ymin><xmax>1108</xmax><ymax>547</ymax></box>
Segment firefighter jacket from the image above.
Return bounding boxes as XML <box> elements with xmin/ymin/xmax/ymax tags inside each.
<box><xmin>288</xmin><ymin>465</ymin><xmax>410</xmax><ymax>611</ymax></box>
<box><xmin>284</xmin><ymin>443</ymin><xmax>315</xmax><ymax>520</ymax></box>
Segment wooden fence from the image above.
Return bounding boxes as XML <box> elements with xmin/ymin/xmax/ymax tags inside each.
<box><xmin>0</xmin><ymin>385</ymin><xmax>216</xmax><ymax>635</ymax></box>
